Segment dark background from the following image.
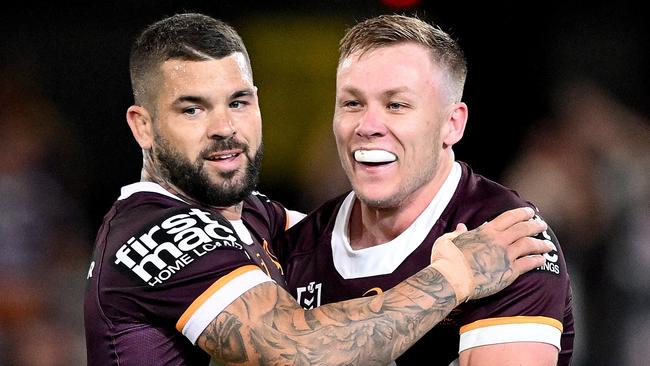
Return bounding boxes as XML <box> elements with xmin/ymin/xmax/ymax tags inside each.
<box><xmin>1</xmin><ymin>1</ymin><xmax>648</xmax><ymax>365</ymax></box>
<box><xmin>3</xmin><ymin>0</ymin><xmax>647</xmax><ymax>224</ymax></box>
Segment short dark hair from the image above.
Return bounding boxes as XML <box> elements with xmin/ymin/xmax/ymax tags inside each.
<box><xmin>129</xmin><ymin>13</ymin><xmax>251</xmax><ymax>106</ymax></box>
<box><xmin>339</xmin><ymin>14</ymin><xmax>467</xmax><ymax>102</ymax></box>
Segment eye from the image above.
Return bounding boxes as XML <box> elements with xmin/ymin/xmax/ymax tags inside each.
<box><xmin>387</xmin><ymin>102</ymin><xmax>403</xmax><ymax>111</ymax></box>
<box><xmin>183</xmin><ymin>106</ymin><xmax>203</xmax><ymax>116</ymax></box>
<box><xmin>342</xmin><ymin>100</ymin><xmax>362</xmax><ymax>109</ymax></box>
<box><xmin>229</xmin><ymin>100</ymin><xmax>249</xmax><ymax>109</ymax></box>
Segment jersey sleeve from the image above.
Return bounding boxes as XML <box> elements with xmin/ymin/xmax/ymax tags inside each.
<box><xmin>175</xmin><ymin>265</ymin><xmax>272</xmax><ymax>343</ymax></box>
<box><xmin>457</xmin><ymin>220</ymin><xmax>570</xmax><ymax>352</ymax></box>
<box><xmin>97</xmin><ymin>205</ymin><xmax>273</xmax><ymax>345</ymax></box>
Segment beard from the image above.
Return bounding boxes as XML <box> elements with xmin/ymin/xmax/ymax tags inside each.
<box><xmin>153</xmin><ymin>134</ymin><xmax>263</xmax><ymax>207</ymax></box>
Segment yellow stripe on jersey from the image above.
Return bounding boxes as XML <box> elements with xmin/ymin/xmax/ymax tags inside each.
<box><xmin>460</xmin><ymin>315</ymin><xmax>563</xmax><ymax>334</ymax></box>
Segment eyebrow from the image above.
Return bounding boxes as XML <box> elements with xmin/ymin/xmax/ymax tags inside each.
<box><xmin>231</xmin><ymin>88</ymin><xmax>255</xmax><ymax>99</ymax></box>
<box><xmin>172</xmin><ymin>88</ymin><xmax>255</xmax><ymax>107</ymax></box>
<box><xmin>383</xmin><ymin>88</ymin><xmax>411</xmax><ymax>98</ymax></box>
<box><xmin>339</xmin><ymin>86</ymin><xmax>411</xmax><ymax>98</ymax></box>
<box><xmin>173</xmin><ymin>95</ymin><xmax>209</xmax><ymax>106</ymax></box>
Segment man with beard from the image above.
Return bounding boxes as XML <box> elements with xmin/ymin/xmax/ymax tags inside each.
<box><xmin>83</xmin><ymin>13</ymin><xmax>552</xmax><ymax>365</ymax></box>
<box><xmin>278</xmin><ymin>14</ymin><xmax>574</xmax><ymax>366</ymax></box>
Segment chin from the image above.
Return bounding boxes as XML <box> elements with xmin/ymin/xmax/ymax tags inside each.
<box><xmin>355</xmin><ymin>189</ymin><xmax>400</xmax><ymax>209</ymax></box>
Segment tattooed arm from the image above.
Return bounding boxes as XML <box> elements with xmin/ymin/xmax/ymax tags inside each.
<box><xmin>198</xmin><ymin>207</ymin><xmax>550</xmax><ymax>365</ymax></box>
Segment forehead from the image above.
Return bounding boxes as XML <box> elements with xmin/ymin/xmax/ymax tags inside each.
<box><xmin>336</xmin><ymin>43</ymin><xmax>440</xmax><ymax>91</ymax></box>
<box><xmin>157</xmin><ymin>53</ymin><xmax>253</xmax><ymax>98</ymax></box>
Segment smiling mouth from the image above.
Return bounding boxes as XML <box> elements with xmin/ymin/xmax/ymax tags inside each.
<box><xmin>206</xmin><ymin>151</ymin><xmax>241</xmax><ymax>161</ymax></box>
<box><xmin>353</xmin><ymin>149</ymin><xmax>397</xmax><ymax>166</ymax></box>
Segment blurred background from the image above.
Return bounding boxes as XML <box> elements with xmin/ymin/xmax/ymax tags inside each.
<box><xmin>1</xmin><ymin>0</ymin><xmax>648</xmax><ymax>365</ymax></box>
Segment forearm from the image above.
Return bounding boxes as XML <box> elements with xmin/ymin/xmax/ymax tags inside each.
<box><xmin>198</xmin><ymin>265</ymin><xmax>456</xmax><ymax>365</ymax></box>
<box><xmin>198</xmin><ymin>208</ymin><xmax>548</xmax><ymax>364</ymax></box>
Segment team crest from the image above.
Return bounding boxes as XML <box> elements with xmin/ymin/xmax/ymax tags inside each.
<box><xmin>296</xmin><ymin>281</ymin><xmax>322</xmax><ymax>309</ymax></box>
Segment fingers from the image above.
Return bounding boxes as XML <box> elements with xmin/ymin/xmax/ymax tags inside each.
<box><xmin>511</xmin><ymin>253</ymin><xmax>547</xmax><ymax>275</ymax></box>
<box><xmin>499</xmin><ymin>218</ymin><xmax>548</xmax><ymax>245</ymax></box>
<box><xmin>507</xmin><ymin>236</ymin><xmax>553</xmax><ymax>261</ymax></box>
<box><xmin>486</xmin><ymin>206</ymin><xmax>536</xmax><ymax>232</ymax></box>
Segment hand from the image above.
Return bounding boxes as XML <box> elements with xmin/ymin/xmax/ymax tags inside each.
<box><xmin>430</xmin><ymin>207</ymin><xmax>551</xmax><ymax>304</ymax></box>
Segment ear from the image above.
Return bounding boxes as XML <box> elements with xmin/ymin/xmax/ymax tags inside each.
<box><xmin>442</xmin><ymin>102</ymin><xmax>468</xmax><ymax>148</ymax></box>
<box><xmin>126</xmin><ymin>105</ymin><xmax>154</xmax><ymax>150</ymax></box>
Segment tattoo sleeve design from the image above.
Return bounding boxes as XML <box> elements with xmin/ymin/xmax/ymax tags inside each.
<box><xmin>198</xmin><ymin>267</ymin><xmax>457</xmax><ymax>365</ymax></box>
<box><xmin>198</xmin><ymin>226</ymin><xmax>517</xmax><ymax>365</ymax></box>
<box><xmin>452</xmin><ymin>228</ymin><xmax>515</xmax><ymax>300</ymax></box>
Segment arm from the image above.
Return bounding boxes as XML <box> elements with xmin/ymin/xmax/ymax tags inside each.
<box><xmin>198</xmin><ymin>207</ymin><xmax>549</xmax><ymax>365</ymax></box>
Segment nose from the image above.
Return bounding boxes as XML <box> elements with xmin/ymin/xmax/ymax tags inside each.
<box><xmin>207</xmin><ymin>110</ymin><xmax>236</xmax><ymax>140</ymax></box>
<box><xmin>355</xmin><ymin>104</ymin><xmax>386</xmax><ymax>139</ymax></box>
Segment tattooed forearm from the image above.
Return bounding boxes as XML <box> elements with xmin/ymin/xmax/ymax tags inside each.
<box><xmin>198</xmin><ymin>209</ymin><xmax>542</xmax><ymax>364</ymax></box>
<box><xmin>198</xmin><ymin>267</ymin><xmax>457</xmax><ymax>365</ymax></box>
<box><xmin>201</xmin><ymin>315</ymin><xmax>248</xmax><ymax>363</ymax></box>
<box><xmin>453</xmin><ymin>227</ymin><xmax>515</xmax><ymax>299</ymax></box>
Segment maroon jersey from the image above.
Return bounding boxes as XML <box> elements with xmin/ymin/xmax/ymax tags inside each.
<box><xmin>278</xmin><ymin>161</ymin><xmax>574</xmax><ymax>365</ymax></box>
<box><xmin>84</xmin><ymin>182</ymin><xmax>289</xmax><ymax>366</ymax></box>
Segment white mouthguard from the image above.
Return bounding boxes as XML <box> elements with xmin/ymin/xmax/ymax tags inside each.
<box><xmin>354</xmin><ymin>149</ymin><xmax>397</xmax><ymax>163</ymax></box>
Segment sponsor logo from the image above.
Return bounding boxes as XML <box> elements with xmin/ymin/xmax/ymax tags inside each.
<box><xmin>87</xmin><ymin>261</ymin><xmax>95</xmax><ymax>279</ymax></box>
<box><xmin>296</xmin><ymin>281</ymin><xmax>322</xmax><ymax>309</ymax></box>
<box><xmin>113</xmin><ymin>208</ymin><xmax>243</xmax><ymax>286</ymax></box>
<box><xmin>533</xmin><ymin>215</ymin><xmax>560</xmax><ymax>275</ymax></box>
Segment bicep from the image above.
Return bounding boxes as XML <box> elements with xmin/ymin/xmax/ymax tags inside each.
<box><xmin>459</xmin><ymin>342</ymin><xmax>558</xmax><ymax>366</ymax></box>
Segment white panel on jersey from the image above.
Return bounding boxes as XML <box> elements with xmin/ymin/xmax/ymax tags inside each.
<box><xmin>459</xmin><ymin>322</ymin><xmax>562</xmax><ymax>352</ymax></box>
<box><xmin>118</xmin><ymin>181</ymin><xmax>188</xmax><ymax>202</ymax></box>
<box><xmin>331</xmin><ymin>162</ymin><xmax>462</xmax><ymax>279</ymax></box>
<box><xmin>180</xmin><ymin>268</ymin><xmax>272</xmax><ymax>344</ymax></box>
<box><xmin>285</xmin><ymin>209</ymin><xmax>307</xmax><ymax>228</ymax></box>
<box><xmin>230</xmin><ymin>219</ymin><xmax>254</xmax><ymax>245</ymax></box>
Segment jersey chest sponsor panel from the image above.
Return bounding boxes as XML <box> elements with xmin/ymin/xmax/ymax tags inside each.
<box><xmin>283</xmin><ymin>161</ymin><xmax>574</xmax><ymax>365</ymax></box>
<box><xmin>85</xmin><ymin>186</ymin><xmax>287</xmax><ymax>366</ymax></box>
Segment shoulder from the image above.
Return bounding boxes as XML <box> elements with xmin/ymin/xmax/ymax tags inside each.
<box><xmin>286</xmin><ymin>192</ymin><xmax>348</xmax><ymax>238</ymax></box>
<box><xmin>457</xmin><ymin>161</ymin><xmax>530</xmax><ymax>208</ymax></box>
<box><xmin>242</xmin><ymin>191</ymin><xmax>296</xmax><ymax>237</ymax></box>
<box><xmin>447</xmin><ymin>162</ymin><xmax>534</xmax><ymax>228</ymax></box>
<box><xmin>277</xmin><ymin>192</ymin><xmax>349</xmax><ymax>256</ymax></box>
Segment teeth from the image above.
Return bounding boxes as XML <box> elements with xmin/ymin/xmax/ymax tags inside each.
<box><xmin>354</xmin><ymin>150</ymin><xmax>397</xmax><ymax>163</ymax></box>
<box><xmin>208</xmin><ymin>153</ymin><xmax>238</xmax><ymax>160</ymax></box>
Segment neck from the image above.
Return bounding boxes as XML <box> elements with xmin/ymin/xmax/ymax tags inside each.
<box><xmin>349</xmin><ymin>153</ymin><xmax>454</xmax><ymax>250</ymax></box>
<box><xmin>140</xmin><ymin>164</ymin><xmax>244</xmax><ymax>221</ymax></box>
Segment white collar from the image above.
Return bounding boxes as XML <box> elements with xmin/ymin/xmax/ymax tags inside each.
<box><xmin>331</xmin><ymin>161</ymin><xmax>462</xmax><ymax>279</ymax></box>
<box><xmin>118</xmin><ymin>181</ymin><xmax>187</xmax><ymax>203</ymax></box>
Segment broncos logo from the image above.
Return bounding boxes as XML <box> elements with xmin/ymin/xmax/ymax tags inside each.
<box><xmin>363</xmin><ymin>287</ymin><xmax>384</xmax><ymax>296</ymax></box>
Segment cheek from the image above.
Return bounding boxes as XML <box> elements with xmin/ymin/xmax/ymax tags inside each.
<box><xmin>400</xmin><ymin>128</ymin><xmax>439</xmax><ymax>160</ymax></box>
<box><xmin>332</xmin><ymin>118</ymin><xmax>352</xmax><ymax>144</ymax></box>
<box><xmin>243</xmin><ymin>124</ymin><xmax>263</xmax><ymax>150</ymax></box>
<box><xmin>412</xmin><ymin>119</ymin><xmax>443</xmax><ymax>146</ymax></box>
<box><xmin>162</xmin><ymin>130</ymin><xmax>204</xmax><ymax>163</ymax></box>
